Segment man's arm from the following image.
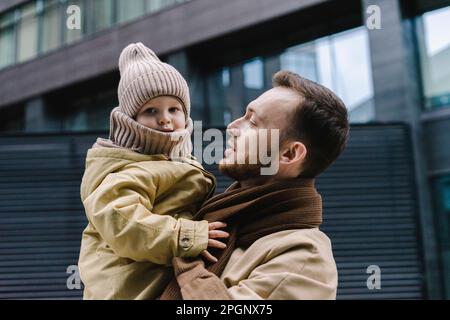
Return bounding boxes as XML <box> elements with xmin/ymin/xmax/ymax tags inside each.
<box><xmin>172</xmin><ymin>242</ymin><xmax>337</xmax><ymax>300</ymax></box>
<box><xmin>172</xmin><ymin>257</ymin><xmax>232</xmax><ymax>300</ymax></box>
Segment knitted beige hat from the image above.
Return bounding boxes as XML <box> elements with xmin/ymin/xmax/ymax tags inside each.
<box><xmin>109</xmin><ymin>42</ymin><xmax>193</xmax><ymax>159</ymax></box>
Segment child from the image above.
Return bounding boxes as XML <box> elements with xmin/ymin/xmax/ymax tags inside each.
<box><xmin>78</xmin><ymin>43</ymin><xmax>228</xmax><ymax>300</ymax></box>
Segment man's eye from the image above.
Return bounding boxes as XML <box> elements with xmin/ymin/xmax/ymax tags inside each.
<box><xmin>249</xmin><ymin>121</ymin><xmax>257</xmax><ymax>128</ymax></box>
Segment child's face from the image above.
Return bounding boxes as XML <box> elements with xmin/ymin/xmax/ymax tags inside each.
<box><xmin>136</xmin><ymin>96</ymin><xmax>186</xmax><ymax>132</ymax></box>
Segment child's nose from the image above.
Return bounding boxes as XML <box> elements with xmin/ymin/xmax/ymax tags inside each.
<box><xmin>158</xmin><ymin>114</ymin><xmax>171</xmax><ymax>125</ymax></box>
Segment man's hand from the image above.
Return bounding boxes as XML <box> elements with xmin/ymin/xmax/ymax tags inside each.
<box><xmin>201</xmin><ymin>222</ymin><xmax>229</xmax><ymax>263</ymax></box>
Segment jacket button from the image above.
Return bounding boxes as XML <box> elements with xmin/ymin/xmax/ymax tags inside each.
<box><xmin>181</xmin><ymin>237</ymin><xmax>191</xmax><ymax>249</ymax></box>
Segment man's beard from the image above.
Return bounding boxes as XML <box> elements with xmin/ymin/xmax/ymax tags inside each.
<box><xmin>219</xmin><ymin>131</ymin><xmax>279</xmax><ymax>182</ymax></box>
<box><xmin>218</xmin><ymin>162</ymin><xmax>262</xmax><ymax>182</ymax></box>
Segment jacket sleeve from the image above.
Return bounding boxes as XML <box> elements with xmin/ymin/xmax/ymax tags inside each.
<box><xmin>225</xmin><ymin>245</ymin><xmax>338</xmax><ymax>300</ymax></box>
<box><xmin>173</xmin><ymin>244</ymin><xmax>337</xmax><ymax>300</ymax></box>
<box><xmin>82</xmin><ymin>169</ymin><xmax>209</xmax><ymax>265</ymax></box>
<box><xmin>170</xmin><ymin>257</ymin><xmax>232</xmax><ymax>300</ymax></box>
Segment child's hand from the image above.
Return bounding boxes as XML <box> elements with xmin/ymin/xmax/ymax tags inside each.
<box><xmin>201</xmin><ymin>222</ymin><xmax>229</xmax><ymax>263</ymax></box>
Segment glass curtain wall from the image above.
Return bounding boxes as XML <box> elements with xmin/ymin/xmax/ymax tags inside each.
<box><xmin>41</xmin><ymin>0</ymin><xmax>63</xmax><ymax>53</ymax></box>
<box><xmin>0</xmin><ymin>12</ymin><xmax>16</xmax><ymax>68</ymax></box>
<box><xmin>0</xmin><ymin>0</ymin><xmax>189</xmax><ymax>70</ymax></box>
<box><xmin>205</xmin><ymin>26</ymin><xmax>374</xmax><ymax>127</ymax></box>
<box><xmin>416</xmin><ymin>5</ymin><xmax>450</xmax><ymax>109</ymax></box>
<box><xmin>17</xmin><ymin>2</ymin><xmax>38</xmax><ymax>62</ymax></box>
<box><xmin>117</xmin><ymin>0</ymin><xmax>145</xmax><ymax>24</ymax></box>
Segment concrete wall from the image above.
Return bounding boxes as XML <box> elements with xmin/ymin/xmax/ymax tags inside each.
<box><xmin>0</xmin><ymin>0</ymin><xmax>28</xmax><ymax>12</ymax></box>
<box><xmin>0</xmin><ymin>0</ymin><xmax>327</xmax><ymax>108</ymax></box>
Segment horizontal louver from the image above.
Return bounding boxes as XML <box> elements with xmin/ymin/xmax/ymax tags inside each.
<box><xmin>0</xmin><ymin>124</ymin><xmax>424</xmax><ymax>299</ymax></box>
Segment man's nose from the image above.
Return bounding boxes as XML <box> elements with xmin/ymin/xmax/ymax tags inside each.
<box><xmin>226</xmin><ymin>127</ymin><xmax>241</xmax><ymax>138</ymax></box>
<box><xmin>227</xmin><ymin>118</ymin><xmax>243</xmax><ymax>136</ymax></box>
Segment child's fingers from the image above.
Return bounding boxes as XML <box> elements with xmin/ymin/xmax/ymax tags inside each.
<box><xmin>208</xmin><ymin>221</ymin><xmax>227</xmax><ymax>230</ymax></box>
<box><xmin>209</xmin><ymin>230</ymin><xmax>230</xmax><ymax>239</ymax></box>
<box><xmin>201</xmin><ymin>250</ymin><xmax>218</xmax><ymax>263</ymax></box>
<box><xmin>208</xmin><ymin>239</ymin><xmax>227</xmax><ymax>249</ymax></box>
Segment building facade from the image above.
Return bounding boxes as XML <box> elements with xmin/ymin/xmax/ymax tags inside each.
<box><xmin>0</xmin><ymin>0</ymin><xmax>449</xmax><ymax>298</ymax></box>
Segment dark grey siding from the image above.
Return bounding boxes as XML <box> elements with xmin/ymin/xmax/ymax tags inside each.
<box><xmin>423</xmin><ymin>116</ymin><xmax>450</xmax><ymax>176</ymax></box>
<box><xmin>0</xmin><ymin>124</ymin><xmax>425</xmax><ymax>299</ymax></box>
<box><xmin>318</xmin><ymin>125</ymin><xmax>424</xmax><ymax>299</ymax></box>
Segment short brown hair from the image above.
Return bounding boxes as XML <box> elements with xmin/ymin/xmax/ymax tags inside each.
<box><xmin>273</xmin><ymin>70</ymin><xmax>349</xmax><ymax>177</ymax></box>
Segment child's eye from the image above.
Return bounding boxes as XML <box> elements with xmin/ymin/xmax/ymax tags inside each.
<box><xmin>146</xmin><ymin>108</ymin><xmax>157</xmax><ymax>114</ymax></box>
<box><xmin>169</xmin><ymin>107</ymin><xmax>180</xmax><ymax>113</ymax></box>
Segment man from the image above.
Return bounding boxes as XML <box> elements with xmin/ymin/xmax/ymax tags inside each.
<box><xmin>160</xmin><ymin>70</ymin><xmax>349</xmax><ymax>300</ymax></box>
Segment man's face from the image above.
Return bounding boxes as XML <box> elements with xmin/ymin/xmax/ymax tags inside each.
<box><xmin>219</xmin><ymin>87</ymin><xmax>302</xmax><ymax>182</ymax></box>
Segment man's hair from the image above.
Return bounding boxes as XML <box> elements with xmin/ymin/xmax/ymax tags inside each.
<box><xmin>273</xmin><ymin>70</ymin><xmax>349</xmax><ymax>178</ymax></box>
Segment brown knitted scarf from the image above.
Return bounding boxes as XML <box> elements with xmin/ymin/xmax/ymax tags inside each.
<box><xmin>159</xmin><ymin>177</ymin><xmax>323</xmax><ymax>300</ymax></box>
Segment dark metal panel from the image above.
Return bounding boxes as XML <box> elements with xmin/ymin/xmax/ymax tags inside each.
<box><xmin>0</xmin><ymin>124</ymin><xmax>425</xmax><ymax>299</ymax></box>
<box><xmin>423</xmin><ymin>117</ymin><xmax>450</xmax><ymax>176</ymax></box>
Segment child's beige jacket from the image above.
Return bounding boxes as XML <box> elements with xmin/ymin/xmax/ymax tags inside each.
<box><xmin>78</xmin><ymin>147</ymin><xmax>215</xmax><ymax>299</ymax></box>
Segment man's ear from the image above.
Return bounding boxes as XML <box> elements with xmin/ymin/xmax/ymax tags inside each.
<box><xmin>280</xmin><ymin>141</ymin><xmax>307</xmax><ymax>165</ymax></box>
